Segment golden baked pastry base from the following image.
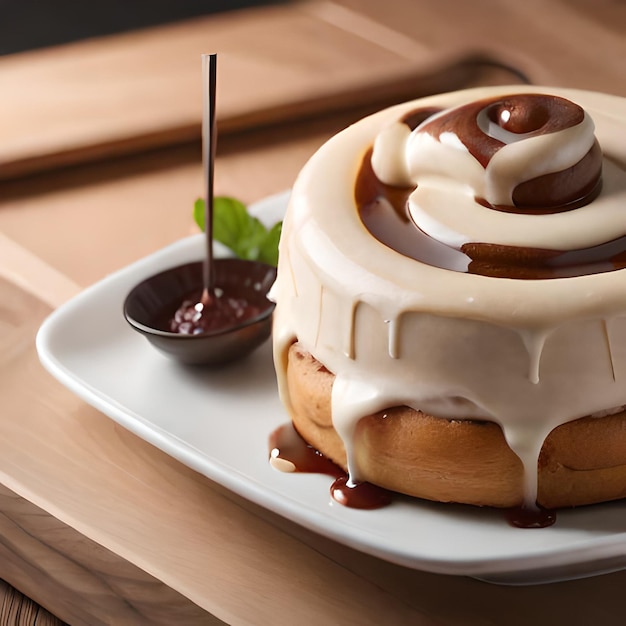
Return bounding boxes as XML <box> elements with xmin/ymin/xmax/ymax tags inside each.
<box><xmin>286</xmin><ymin>342</ymin><xmax>626</xmax><ymax>509</ymax></box>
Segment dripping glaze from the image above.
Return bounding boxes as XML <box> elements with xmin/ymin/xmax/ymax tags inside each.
<box><xmin>269</xmin><ymin>86</ymin><xmax>626</xmax><ymax>518</ymax></box>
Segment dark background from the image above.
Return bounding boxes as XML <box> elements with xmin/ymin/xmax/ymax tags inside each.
<box><xmin>0</xmin><ymin>0</ymin><xmax>287</xmax><ymax>56</ymax></box>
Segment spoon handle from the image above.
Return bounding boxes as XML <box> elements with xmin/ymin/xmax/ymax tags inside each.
<box><xmin>201</xmin><ymin>53</ymin><xmax>218</xmax><ymax>302</ymax></box>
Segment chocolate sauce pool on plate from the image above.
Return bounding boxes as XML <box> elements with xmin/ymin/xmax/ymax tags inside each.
<box><xmin>269</xmin><ymin>422</ymin><xmax>342</xmax><ymax>478</ymax></box>
<box><xmin>330</xmin><ymin>476</ymin><xmax>393</xmax><ymax>510</ymax></box>
<box><xmin>269</xmin><ymin>423</ymin><xmax>392</xmax><ymax>510</ymax></box>
<box><xmin>506</xmin><ymin>505</ymin><xmax>557</xmax><ymax>529</ymax></box>
<box><xmin>270</xmin><ymin>423</ymin><xmax>556</xmax><ymax>525</ymax></box>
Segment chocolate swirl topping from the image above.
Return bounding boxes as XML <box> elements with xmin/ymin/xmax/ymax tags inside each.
<box><xmin>420</xmin><ymin>94</ymin><xmax>602</xmax><ymax>211</ymax></box>
<box><xmin>426</xmin><ymin>95</ymin><xmax>584</xmax><ymax>168</ymax></box>
<box><xmin>358</xmin><ymin>93</ymin><xmax>625</xmax><ymax>280</ymax></box>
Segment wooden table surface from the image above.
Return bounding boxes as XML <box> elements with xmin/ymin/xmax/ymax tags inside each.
<box><xmin>1</xmin><ymin>0</ymin><xmax>626</xmax><ymax>623</ymax></box>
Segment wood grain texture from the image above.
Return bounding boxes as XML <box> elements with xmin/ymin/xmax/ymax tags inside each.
<box><xmin>0</xmin><ymin>279</ymin><xmax>224</xmax><ymax>625</ymax></box>
<box><xmin>0</xmin><ymin>484</ymin><xmax>222</xmax><ymax>626</ymax></box>
<box><xmin>332</xmin><ymin>0</ymin><xmax>626</xmax><ymax>94</ymax></box>
<box><xmin>0</xmin><ymin>233</ymin><xmax>79</xmax><ymax>308</ymax></box>
<box><xmin>0</xmin><ymin>1</ymin><xmax>472</xmax><ymax>180</ymax></box>
<box><xmin>0</xmin><ymin>579</ymin><xmax>65</xmax><ymax>626</ymax></box>
<box><xmin>1</xmin><ymin>0</ymin><xmax>601</xmax><ymax>180</ymax></box>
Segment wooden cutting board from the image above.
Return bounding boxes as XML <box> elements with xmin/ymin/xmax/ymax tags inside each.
<box><xmin>0</xmin><ymin>0</ymin><xmax>623</xmax><ymax>180</ymax></box>
<box><xmin>0</xmin><ymin>1</ymin><xmax>521</xmax><ymax>181</ymax></box>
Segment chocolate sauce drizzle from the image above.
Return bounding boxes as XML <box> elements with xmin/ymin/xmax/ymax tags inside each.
<box><xmin>421</xmin><ymin>95</ymin><xmax>585</xmax><ymax>170</ymax></box>
<box><xmin>269</xmin><ymin>423</ymin><xmax>554</xmax><ymax>526</ymax></box>
<box><xmin>269</xmin><ymin>423</ymin><xmax>392</xmax><ymax>510</ymax></box>
<box><xmin>356</xmin><ymin>98</ymin><xmax>626</xmax><ymax>280</ymax></box>
<box><xmin>419</xmin><ymin>94</ymin><xmax>602</xmax><ymax>213</ymax></box>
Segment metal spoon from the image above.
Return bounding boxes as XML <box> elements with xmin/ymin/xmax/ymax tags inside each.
<box><xmin>201</xmin><ymin>52</ymin><xmax>217</xmax><ymax>306</ymax></box>
<box><xmin>123</xmin><ymin>53</ymin><xmax>276</xmax><ymax>366</ymax></box>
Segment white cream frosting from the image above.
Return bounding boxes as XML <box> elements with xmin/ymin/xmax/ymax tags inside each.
<box><xmin>269</xmin><ymin>86</ymin><xmax>626</xmax><ymax>508</ymax></box>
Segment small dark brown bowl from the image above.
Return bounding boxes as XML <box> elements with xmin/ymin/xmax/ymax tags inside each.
<box><xmin>123</xmin><ymin>258</ymin><xmax>276</xmax><ymax>366</ymax></box>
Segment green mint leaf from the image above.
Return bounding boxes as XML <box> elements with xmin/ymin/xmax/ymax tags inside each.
<box><xmin>193</xmin><ymin>196</ymin><xmax>281</xmax><ymax>266</ymax></box>
<box><xmin>258</xmin><ymin>221</ymin><xmax>282</xmax><ymax>266</ymax></box>
<box><xmin>193</xmin><ymin>198</ymin><xmax>206</xmax><ymax>231</ymax></box>
<box><xmin>213</xmin><ymin>196</ymin><xmax>268</xmax><ymax>260</ymax></box>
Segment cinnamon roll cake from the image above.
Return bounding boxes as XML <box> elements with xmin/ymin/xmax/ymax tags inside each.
<box><xmin>269</xmin><ymin>86</ymin><xmax>626</xmax><ymax>511</ymax></box>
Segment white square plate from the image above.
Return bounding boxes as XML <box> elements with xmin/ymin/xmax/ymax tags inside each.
<box><xmin>36</xmin><ymin>191</ymin><xmax>626</xmax><ymax>585</ymax></box>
